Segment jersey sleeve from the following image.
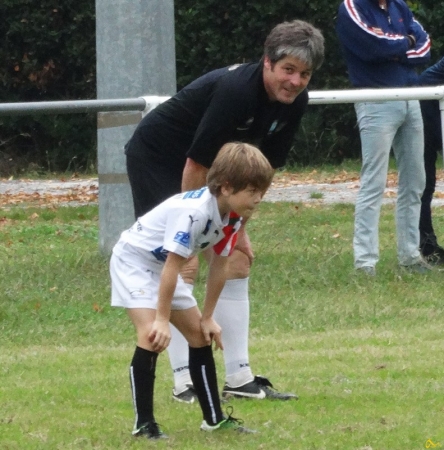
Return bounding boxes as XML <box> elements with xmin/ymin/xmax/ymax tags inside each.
<box><xmin>162</xmin><ymin>208</ymin><xmax>205</xmax><ymax>259</ymax></box>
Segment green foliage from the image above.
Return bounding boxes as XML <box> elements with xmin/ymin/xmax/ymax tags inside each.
<box><xmin>1</xmin><ymin>1</ymin><xmax>444</xmax><ymax>174</ymax></box>
<box><xmin>0</xmin><ymin>0</ymin><xmax>96</xmax><ymax>174</ymax></box>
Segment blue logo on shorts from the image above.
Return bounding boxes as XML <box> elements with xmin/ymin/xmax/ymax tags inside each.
<box><xmin>173</xmin><ymin>231</ymin><xmax>190</xmax><ymax>248</ymax></box>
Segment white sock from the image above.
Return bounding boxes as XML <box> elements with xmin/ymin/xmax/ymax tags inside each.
<box><xmin>214</xmin><ymin>278</ymin><xmax>254</xmax><ymax>388</ymax></box>
<box><xmin>167</xmin><ymin>283</ymin><xmax>193</xmax><ymax>393</ymax></box>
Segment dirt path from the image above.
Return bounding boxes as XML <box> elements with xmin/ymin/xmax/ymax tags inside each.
<box><xmin>2</xmin><ymin>172</ymin><xmax>444</xmax><ymax>208</ymax></box>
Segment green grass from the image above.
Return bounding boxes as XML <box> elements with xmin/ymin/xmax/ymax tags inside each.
<box><xmin>2</xmin><ymin>202</ymin><xmax>444</xmax><ymax>449</ymax></box>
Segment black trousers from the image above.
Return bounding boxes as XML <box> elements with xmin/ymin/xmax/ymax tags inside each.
<box><xmin>126</xmin><ymin>153</ymin><xmax>182</xmax><ymax>219</ymax></box>
<box><xmin>419</xmin><ymin>99</ymin><xmax>442</xmax><ymax>253</ymax></box>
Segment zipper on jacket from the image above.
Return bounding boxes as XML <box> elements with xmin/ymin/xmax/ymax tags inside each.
<box><xmin>379</xmin><ymin>0</ymin><xmax>392</xmax><ymax>24</ymax></box>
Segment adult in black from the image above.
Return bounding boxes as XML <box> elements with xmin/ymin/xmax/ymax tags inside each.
<box><xmin>418</xmin><ymin>56</ymin><xmax>444</xmax><ymax>265</ymax></box>
<box><xmin>125</xmin><ymin>19</ymin><xmax>325</xmax><ymax>403</ymax></box>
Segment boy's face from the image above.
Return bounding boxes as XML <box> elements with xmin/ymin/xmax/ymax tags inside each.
<box><xmin>221</xmin><ymin>184</ymin><xmax>264</xmax><ymax>219</ymax></box>
<box><xmin>263</xmin><ymin>55</ymin><xmax>312</xmax><ymax>104</ymax></box>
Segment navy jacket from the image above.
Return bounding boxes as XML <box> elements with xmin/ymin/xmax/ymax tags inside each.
<box><xmin>418</xmin><ymin>58</ymin><xmax>444</xmax><ymax>148</ymax></box>
<box><xmin>336</xmin><ymin>0</ymin><xmax>431</xmax><ymax>87</ymax></box>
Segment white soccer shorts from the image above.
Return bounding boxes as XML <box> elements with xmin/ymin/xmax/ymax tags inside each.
<box><xmin>110</xmin><ymin>253</ymin><xmax>197</xmax><ymax>310</ymax></box>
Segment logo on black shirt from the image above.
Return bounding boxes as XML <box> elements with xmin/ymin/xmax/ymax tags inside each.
<box><xmin>237</xmin><ymin>117</ymin><xmax>254</xmax><ymax>131</ymax></box>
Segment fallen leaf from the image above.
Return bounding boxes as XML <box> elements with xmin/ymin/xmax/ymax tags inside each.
<box><xmin>93</xmin><ymin>303</ymin><xmax>104</xmax><ymax>313</ymax></box>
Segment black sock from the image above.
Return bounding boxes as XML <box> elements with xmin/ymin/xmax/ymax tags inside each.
<box><xmin>189</xmin><ymin>345</ymin><xmax>223</xmax><ymax>425</ymax></box>
<box><xmin>129</xmin><ymin>346</ymin><xmax>158</xmax><ymax>428</ymax></box>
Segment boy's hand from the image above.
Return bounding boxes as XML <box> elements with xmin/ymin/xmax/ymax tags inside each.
<box><xmin>201</xmin><ymin>317</ymin><xmax>223</xmax><ymax>350</ymax></box>
<box><xmin>148</xmin><ymin>320</ymin><xmax>171</xmax><ymax>353</ymax></box>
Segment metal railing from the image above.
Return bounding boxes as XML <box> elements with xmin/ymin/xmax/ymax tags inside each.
<box><xmin>1</xmin><ymin>87</ymin><xmax>444</xmax><ymax>114</ymax></box>
<box><xmin>1</xmin><ymin>87</ymin><xmax>443</xmax><ymax>149</ymax></box>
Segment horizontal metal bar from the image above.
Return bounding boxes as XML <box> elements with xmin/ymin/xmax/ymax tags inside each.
<box><xmin>308</xmin><ymin>86</ymin><xmax>444</xmax><ymax>105</ymax></box>
<box><xmin>1</xmin><ymin>87</ymin><xmax>444</xmax><ymax>118</ymax></box>
<box><xmin>0</xmin><ymin>98</ymin><xmax>147</xmax><ymax>116</ymax></box>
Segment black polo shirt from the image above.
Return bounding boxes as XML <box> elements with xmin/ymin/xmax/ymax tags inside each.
<box><xmin>125</xmin><ymin>62</ymin><xmax>308</xmax><ymax>171</ymax></box>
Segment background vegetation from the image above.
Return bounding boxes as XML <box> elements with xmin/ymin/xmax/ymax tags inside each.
<box><xmin>1</xmin><ymin>0</ymin><xmax>443</xmax><ymax>175</ymax></box>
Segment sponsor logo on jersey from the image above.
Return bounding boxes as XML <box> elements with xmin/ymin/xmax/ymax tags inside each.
<box><xmin>183</xmin><ymin>188</ymin><xmax>206</xmax><ymax>199</ymax></box>
<box><xmin>189</xmin><ymin>215</ymin><xmax>199</xmax><ymax>226</ymax></box>
<box><xmin>151</xmin><ymin>246</ymin><xmax>169</xmax><ymax>261</ymax></box>
<box><xmin>173</xmin><ymin>231</ymin><xmax>190</xmax><ymax>248</ymax></box>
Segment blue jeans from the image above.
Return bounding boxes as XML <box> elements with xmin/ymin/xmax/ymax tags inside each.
<box><xmin>354</xmin><ymin>100</ymin><xmax>425</xmax><ymax>268</ymax></box>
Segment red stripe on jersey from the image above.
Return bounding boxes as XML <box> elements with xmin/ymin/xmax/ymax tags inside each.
<box><xmin>213</xmin><ymin>212</ymin><xmax>241</xmax><ymax>256</ymax></box>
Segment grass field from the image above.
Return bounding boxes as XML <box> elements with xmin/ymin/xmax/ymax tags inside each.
<box><xmin>1</xmin><ymin>200</ymin><xmax>444</xmax><ymax>450</ymax></box>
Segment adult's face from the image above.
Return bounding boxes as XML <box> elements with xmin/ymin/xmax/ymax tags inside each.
<box><xmin>263</xmin><ymin>55</ymin><xmax>312</xmax><ymax>104</ymax></box>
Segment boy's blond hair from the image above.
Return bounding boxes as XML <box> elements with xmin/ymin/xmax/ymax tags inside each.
<box><xmin>207</xmin><ymin>142</ymin><xmax>274</xmax><ymax>195</ymax></box>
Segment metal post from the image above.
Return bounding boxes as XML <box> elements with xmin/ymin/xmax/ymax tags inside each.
<box><xmin>95</xmin><ymin>0</ymin><xmax>176</xmax><ymax>254</ymax></box>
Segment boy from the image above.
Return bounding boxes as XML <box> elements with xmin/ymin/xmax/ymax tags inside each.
<box><xmin>110</xmin><ymin>142</ymin><xmax>274</xmax><ymax>439</ymax></box>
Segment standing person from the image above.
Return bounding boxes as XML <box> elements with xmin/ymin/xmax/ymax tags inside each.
<box><xmin>111</xmin><ymin>142</ymin><xmax>275</xmax><ymax>438</ymax></box>
<box><xmin>124</xmin><ymin>19</ymin><xmax>325</xmax><ymax>402</ymax></box>
<box><xmin>336</xmin><ymin>0</ymin><xmax>432</xmax><ymax>276</ymax></box>
<box><xmin>418</xmin><ymin>57</ymin><xmax>444</xmax><ymax>265</ymax></box>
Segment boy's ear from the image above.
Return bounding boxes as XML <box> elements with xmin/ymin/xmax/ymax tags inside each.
<box><xmin>220</xmin><ymin>182</ymin><xmax>233</xmax><ymax>196</ymax></box>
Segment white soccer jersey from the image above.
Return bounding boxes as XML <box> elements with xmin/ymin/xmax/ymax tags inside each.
<box><xmin>112</xmin><ymin>187</ymin><xmax>241</xmax><ymax>271</ymax></box>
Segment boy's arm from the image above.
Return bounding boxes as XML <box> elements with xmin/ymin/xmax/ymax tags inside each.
<box><xmin>200</xmin><ymin>253</ymin><xmax>229</xmax><ymax>350</ymax></box>
<box><xmin>149</xmin><ymin>251</ymin><xmax>186</xmax><ymax>353</ymax></box>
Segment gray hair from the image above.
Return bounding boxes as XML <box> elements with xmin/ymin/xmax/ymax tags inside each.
<box><xmin>264</xmin><ymin>20</ymin><xmax>325</xmax><ymax>70</ymax></box>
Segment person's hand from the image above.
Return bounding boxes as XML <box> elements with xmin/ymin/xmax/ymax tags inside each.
<box><xmin>148</xmin><ymin>320</ymin><xmax>171</xmax><ymax>353</ymax></box>
<box><xmin>201</xmin><ymin>317</ymin><xmax>223</xmax><ymax>350</ymax></box>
